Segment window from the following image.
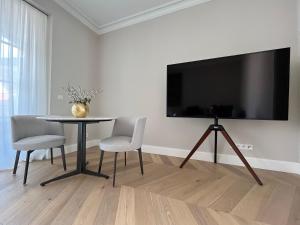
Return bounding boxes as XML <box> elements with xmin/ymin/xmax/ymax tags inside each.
<box><xmin>0</xmin><ymin>37</ymin><xmax>21</xmax><ymax>113</ymax></box>
<box><xmin>0</xmin><ymin>0</ymin><xmax>48</xmax><ymax>169</ymax></box>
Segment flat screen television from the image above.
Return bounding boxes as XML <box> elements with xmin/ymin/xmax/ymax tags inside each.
<box><xmin>167</xmin><ymin>48</ymin><xmax>290</xmax><ymax>120</ymax></box>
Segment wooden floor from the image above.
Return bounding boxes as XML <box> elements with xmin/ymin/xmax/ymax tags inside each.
<box><xmin>0</xmin><ymin>147</ymin><xmax>300</xmax><ymax>225</ymax></box>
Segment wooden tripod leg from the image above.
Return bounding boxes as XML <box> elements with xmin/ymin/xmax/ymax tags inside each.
<box><xmin>220</xmin><ymin>130</ymin><xmax>263</xmax><ymax>185</ymax></box>
<box><xmin>180</xmin><ymin>128</ymin><xmax>212</xmax><ymax>168</ymax></box>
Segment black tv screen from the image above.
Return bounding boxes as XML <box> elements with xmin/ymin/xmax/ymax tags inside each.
<box><xmin>167</xmin><ymin>48</ymin><xmax>290</xmax><ymax>120</ymax></box>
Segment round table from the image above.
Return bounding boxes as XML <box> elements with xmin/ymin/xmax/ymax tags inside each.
<box><xmin>37</xmin><ymin>116</ymin><xmax>114</xmax><ymax>186</ymax></box>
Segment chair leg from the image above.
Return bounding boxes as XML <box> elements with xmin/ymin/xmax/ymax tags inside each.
<box><xmin>113</xmin><ymin>152</ymin><xmax>118</xmax><ymax>187</ymax></box>
<box><xmin>24</xmin><ymin>150</ymin><xmax>33</xmax><ymax>185</ymax></box>
<box><xmin>137</xmin><ymin>148</ymin><xmax>144</xmax><ymax>175</ymax></box>
<box><xmin>124</xmin><ymin>152</ymin><xmax>127</xmax><ymax>166</ymax></box>
<box><xmin>60</xmin><ymin>145</ymin><xmax>67</xmax><ymax>171</ymax></box>
<box><xmin>98</xmin><ymin>150</ymin><xmax>105</xmax><ymax>174</ymax></box>
<box><xmin>50</xmin><ymin>148</ymin><xmax>53</xmax><ymax>164</ymax></box>
<box><xmin>13</xmin><ymin>151</ymin><xmax>21</xmax><ymax>175</ymax></box>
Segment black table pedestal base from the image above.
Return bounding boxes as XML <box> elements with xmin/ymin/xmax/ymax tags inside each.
<box><xmin>40</xmin><ymin>121</ymin><xmax>110</xmax><ymax>187</ymax></box>
<box><xmin>40</xmin><ymin>170</ymin><xmax>109</xmax><ymax>186</ymax></box>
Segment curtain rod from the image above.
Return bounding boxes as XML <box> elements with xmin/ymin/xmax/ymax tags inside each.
<box><xmin>22</xmin><ymin>0</ymin><xmax>49</xmax><ymax>16</ymax></box>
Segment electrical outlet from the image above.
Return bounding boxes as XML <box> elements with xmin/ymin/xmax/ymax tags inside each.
<box><xmin>57</xmin><ymin>95</ymin><xmax>64</xmax><ymax>100</ymax></box>
<box><xmin>236</xmin><ymin>144</ymin><xmax>253</xmax><ymax>151</ymax></box>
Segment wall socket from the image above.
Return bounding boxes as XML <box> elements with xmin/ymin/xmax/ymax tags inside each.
<box><xmin>236</xmin><ymin>143</ymin><xmax>253</xmax><ymax>151</ymax></box>
<box><xmin>57</xmin><ymin>95</ymin><xmax>64</xmax><ymax>100</ymax></box>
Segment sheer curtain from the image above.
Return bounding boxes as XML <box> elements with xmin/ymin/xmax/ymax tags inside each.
<box><xmin>0</xmin><ymin>0</ymin><xmax>48</xmax><ymax>170</ymax></box>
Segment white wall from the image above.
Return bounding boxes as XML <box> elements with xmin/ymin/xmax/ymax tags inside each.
<box><xmin>31</xmin><ymin>0</ymin><xmax>101</xmax><ymax>144</ymax></box>
<box><xmin>297</xmin><ymin>0</ymin><xmax>300</xmax><ymax>163</ymax></box>
<box><xmin>96</xmin><ymin>0</ymin><xmax>300</xmax><ymax>162</ymax></box>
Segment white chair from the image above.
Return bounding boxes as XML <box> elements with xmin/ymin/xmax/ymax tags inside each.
<box><xmin>11</xmin><ymin>115</ymin><xmax>67</xmax><ymax>184</ymax></box>
<box><xmin>98</xmin><ymin>117</ymin><xmax>147</xmax><ymax>187</ymax></box>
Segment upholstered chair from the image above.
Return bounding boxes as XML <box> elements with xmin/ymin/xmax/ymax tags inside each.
<box><xmin>11</xmin><ymin>115</ymin><xmax>67</xmax><ymax>184</ymax></box>
<box><xmin>98</xmin><ymin>117</ymin><xmax>147</xmax><ymax>187</ymax></box>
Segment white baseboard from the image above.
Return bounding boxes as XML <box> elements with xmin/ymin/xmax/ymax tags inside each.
<box><xmin>142</xmin><ymin>144</ymin><xmax>300</xmax><ymax>175</ymax></box>
<box><xmin>50</xmin><ymin>139</ymin><xmax>300</xmax><ymax>175</ymax></box>
<box><xmin>49</xmin><ymin>139</ymin><xmax>100</xmax><ymax>158</ymax></box>
<box><xmin>65</xmin><ymin>139</ymin><xmax>101</xmax><ymax>154</ymax></box>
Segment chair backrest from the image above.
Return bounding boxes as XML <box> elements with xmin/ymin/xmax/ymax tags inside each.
<box><xmin>112</xmin><ymin>117</ymin><xmax>147</xmax><ymax>149</ymax></box>
<box><xmin>10</xmin><ymin>115</ymin><xmax>64</xmax><ymax>142</ymax></box>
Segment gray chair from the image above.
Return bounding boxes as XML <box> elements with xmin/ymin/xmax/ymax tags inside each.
<box><xmin>98</xmin><ymin>117</ymin><xmax>146</xmax><ymax>187</ymax></box>
<box><xmin>11</xmin><ymin>115</ymin><xmax>67</xmax><ymax>184</ymax></box>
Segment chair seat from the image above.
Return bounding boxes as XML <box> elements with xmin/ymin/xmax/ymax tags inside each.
<box><xmin>99</xmin><ymin>136</ymin><xmax>134</xmax><ymax>152</ymax></box>
<box><xmin>13</xmin><ymin>135</ymin><xmax>65</xmax><ymax>151</ymax></box>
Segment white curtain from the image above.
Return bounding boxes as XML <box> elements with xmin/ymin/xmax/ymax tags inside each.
<box><xmin>0</xmin><ymin>0</ymin><xmax>48</xmax><ymax>170</ymax></box>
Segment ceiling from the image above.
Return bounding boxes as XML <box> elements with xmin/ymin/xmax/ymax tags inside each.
<box><xmin>54</xmin><ymin>0</ymin><xmax>211</xmax><ymax>35</ymax></box>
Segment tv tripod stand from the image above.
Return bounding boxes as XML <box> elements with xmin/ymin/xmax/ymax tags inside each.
<box><xmin>180</xmin><ymin>117</ymin><xmax>263</xmax><ymax>185</ymax></box>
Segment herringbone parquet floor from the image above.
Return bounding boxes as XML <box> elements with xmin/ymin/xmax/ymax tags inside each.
<box><xmin>0</xmin><ymin>146</ymin><xmax>299</xmax><ymax>225</ymax></box>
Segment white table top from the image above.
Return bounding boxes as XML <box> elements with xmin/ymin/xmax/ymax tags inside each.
<box><xmin>37</xmin><ymin>116</ymin><xmax>115</xmax><ymax>121</ymax></box>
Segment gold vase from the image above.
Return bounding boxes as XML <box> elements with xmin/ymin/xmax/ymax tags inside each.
<box><xmin>71</xmin><ymin>103</ymin><xmax>89</xmax><ymax>118</ymax></box>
